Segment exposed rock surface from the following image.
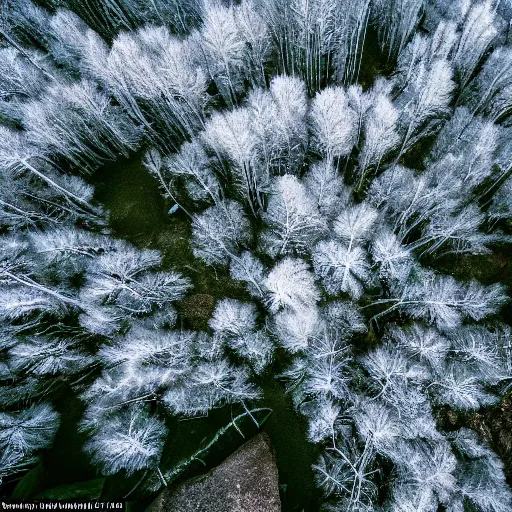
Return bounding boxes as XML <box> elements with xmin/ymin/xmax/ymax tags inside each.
<box><xmin>469</xmin><ymin>397</ymin><xmax>512</xmax><ymax>484</ymax></box>
<box><xmin>147</xmin><ymin>433</ymin><xmax>281</xmax><ymax>512</ymax></box>
<box><xmin>439</xmin><ymin>396</ymin><xmax>512</xmax><ymax>484</ymax></box>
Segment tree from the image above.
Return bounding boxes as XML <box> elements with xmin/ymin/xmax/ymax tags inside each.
<box><xmin>282</xmin><ymin>308</ymin><xmax>354</xmax><ymax>414</ymax></box>
<box><xmin>164</xmin><ymin>359</ymin><xmax>261</xmax><ymax>416</ymax></box>
<box><xmin>394</xmin><ymin>22</ymin><xmax>457</xmax><ymax>88</ymax></box>
<box><xmin>450</xmin><ymin>428</ymin><xmax>512</xmax><ymax>512</ymax></box>
<box><xmin>202</xmin><ymin>108</ymin><xmax>261</xmax><ymax>210</ymax></box>
<box><xmin>229</xmin><ymin>251</ymin><xmax>266</xmax><ymax>298</ymax></box>
<box><xmin>47</xmin><ymin>8</ymin><xmax>92</xmax><ymax>72</ymax></box>
<box><xmin>418</xmin><ymin>204</ymin><xmax>496</xmax><ymax>257</ymax></box>
<box><xmin>23</xmin><ymin>80</ymin><xmax>141</xmax><ymax>172</ymax></box>
<box><xmin>312</xmin><ymin>240</ymin><xmax>372</xmax><ymax>299</ymax></box>
<box><xmin>428</xmin><ymin>107</ymin><xmax>500</xmax><ymax>191</ymax></box>
<box><xmin>102</xmin><ymin>26</ymin><xmax>207</xmax><ymax>150</ymax></box>
<box><xmin>394</xmin><ymin>57</ymin><xmax>455</xmax><ymax>156</ymax></box>
<box><xmin>0</xmin><ymin>234</ymin><xmax>83</xmax><ymax>322</ymax></box>
<box><xmin>28</xmin><ymin>227</ymin><xmax>111</xmax><ymax>272</ymax></box>
<box><xmin>81</xmin><ymin>326</ymin><xmax>192</xmax><ymax>425</ymax></box>
<box><xmin>333</xmin><ymin>0</ymin><xmax>372</xmax><ymax>84</ymax></box>
<box><xmin>0</xmin><ymin>127</ymin><xmax>104</xmax><ymax>223</ymax></box>
<box><xmin>299</xmin><ymin>322</ymin><xmax>353</xmax><ymax>401</ymax></box>
<box><xmin>254</xmin><ymin>75</ymin><xmax>308</xmax><ymax>174</ymax></box>
<box><xmin>313</xmin><ymin>437</ymin><xmax>377</xmax><ymax>511</ymax></box>
<box><xmin>163</xmin><ymin>141</ymin><xmax>220</xmax><ymax>204</ymax></box>
<box><xmin>324</xmin><ymin>301</ymin><xmax>367</xmax><ymax>334</ymax></box>
<box><xmin>209</xmin><ymin>299</ymin><xmax>257</xmax><ymax>339</ymax></box>
<box><xmin>227</xmin><ymin>330</ymin><xmax>274</xmax><ymax>374</ymax></box>
<box><xmin>452</xmin><ymin>0</ymin><xmax>498</xmax><ymax>89</ymax></box>
<box><xmin>371</xmin><ymin>228</ymin><xmax>413</xmax><ymax>284</ymax></box>
<box><xmin>430</xmin><ymin>362</ymin><xmax>498</xmax><ymax>411</ymax></box>
<box><xmin>0</xmin><ymin>47</ymin><xmax>48</xmax><ymax>125</ymax></box>
<box><xmin>8</xmin><ymin>336</ymin><xmax>92</xmax><ymax>376</ymax></box>
<box><xmin>356</xmin><ymin>93</ymin><xmax>400</xmax><ymax>190</ymax></box>
<box><xmin>305</xmin><ymin>397</ymin><xmax>342</xmax><ymax>443</ymax></box>
<box><xmin>191</xmin><ymin>200</ymin><xmax>251</xmax><ymax>265</ymax></box>
<box><xmin>303</xmin><ymin>161</ymin><xmax>350</xmax><ymax>220</ymax></box>
<box><xmin>272</xmin><ymin>305</ymin><xmax>319</xmax><ymax>353</ymax></box>
<box><xmin>98</xmin><ymin>327</ymin><xmax>193</xmax><ymax>390</ymax></box>
<box><xmin>353</xmin><ymin>400</ymin><xmax>400</xmax><ymax>457</ymax></box>
<box><xmin>80</xmin><ymin>241</ymin><xmax>190</xmax><ymax>315</ymax></box>
<box><xmin>332</xmin><ymin>202</ymin><xmax>379</xmax><ymax>247</ymax></box>
<box><xmin>261</xmin><ymin>174</ymin><xmax>326</xmax><ymax>256</ymax></box>
<box><xmin>263</xmin><ymin>258</ymin><xmax>320</xmax><ymax>313</ymax></box>
<box><xmin>0</xmin><ymin>168</ymin><xmax>60</xmax><ymax>229</ymax></box>
<box><xmin>234</xmin><ymin>0</ymin><xmax>271</xmax><ymax>87</ymax></box>
<box><xmin>464</xmin><ymin>45</ymin><xmax>512</xmax><ymax>119</ymax></box>
<box><xmin>83</xmin><ymin>406</ymin><xmax>166</xmax><ymax>476</ymax></box>
<box><xmin>489</xmin><ymin>177</ymin><xmax>512</xmax><ymax>220</ymax></box>
<box><xmin>195</xmin><ymin>1</ymin><xmax>269</xmax><ymax>106</ymax></box>
<box><xmin>372</xmin><ymin>0</ymin><xmax>425</xmax><ymax>58</ymax></box>
<box><xmin>0</xmin><ymin>403</ymin><xmax>60</xmax><ymax>463</ymax></box>
<box><xmin>374</xmin><ymin>271</ymin><xmax>507</xmax><ymax>330</ymax></box>
<box><xmin>389</xmin><ymin>486</ymin><xmax>437</xmax><ymax>512</ymax></box>
<box><xmin>386</xmin><ymin>323</ymin><xmax>449</xmax><ymax>372</ymax></box>
<box><xmin>309</xmin><ymin>86</ymin><xmax>358</xmax><ymax>163</ymax></box>
<box><xmin>393</xmin><ymin>440</ymin><xmax>457</xmax><ymax>506</ymax></box>
<box><xmin>360</xmin><ymin>343</ymin><xmax>426</xmax><ymax>400</ymax></box>
<box><xmin>449</xmin><ymin>326</ymin><xmax>510</xmax><ymax>384</ymax></box>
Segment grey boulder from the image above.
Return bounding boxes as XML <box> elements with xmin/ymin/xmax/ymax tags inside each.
<box><xmin>147</xmin><ymin>433</ymin><xmax>281</xmax><ymax>512</ymax></box>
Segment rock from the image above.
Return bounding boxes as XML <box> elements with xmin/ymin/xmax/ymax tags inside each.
<box><xmin>469</xmin><ymin>397</ymin><xmax>512</xmax><ymax>482</ymax></box>
<box><xmin>148</xmin><ymin>433</ymin><xmax>281</xmax><ymax>512</ymax></box>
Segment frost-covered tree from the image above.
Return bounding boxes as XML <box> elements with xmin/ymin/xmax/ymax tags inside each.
<box><xmin>97</xmin><ymin>26</ymin><xmax>208</xmax><ymax>150</ymax></box>
<box><xmin>394</xmin><ymin>53</ymin><xmax>455</xmax><ymax>155</ymax></box>
<box><xmin>83</xmin><ymin>406</ymin><xmax>166</xmax><ymax>476</ymax></box>
<box><xmin>202</xmin><ymin>108</ymin><xmax>261</xmax><ymax>209</ymax></box>
<box><xmin>489</xmin><ymin>177</ymin><xmax>512</xmax><ymax>220</ymax></box>
<box><xmin>8</xmin><ymin>337</ymin><xmax>93</xmax><ymax>376</ymax></box>
<box><xmin>191</xmin><ymin>200</ymin><xmax>251</xmax><ymax>265</ymax></box>
<box><xmin>371</xmin><ymin>228</ymin><xmax>413</xmax><ymax>284</ymax></box>
<box><xmin>23</xmin><ymin>80</ymin><xmax>141</xmax><ymax>171</ymax></box>
<box><xmin>162</xmin><ymin>141</ymin><xmax>220</xmax><ymax>204</ymax></box>
<box><xmin>209</xmin><ymin>299</ymin><xmax>257</xmax><ymax>339</ymax></box>
<box><xmin>386</xmin><ymin>323</ymin><xmax>450</xmax><ymax>371</ymax></box>
<box><xmin>164</xmin><ymin>358</ymin><xmax>261</xmax><ymax>416</ymax></box>
<box><xmin>272</xmin><ymin>305</ymin><xmax>319</xmax><ymax>353</ymax></box>
<box><xmin>332</xmin><ymin>202</ymin><xmax>379</xmax><ymax>246</ymax></box>
<box><xmin>313</xmin><ymin>240</ymin><xmax>372</xmax><ymax>299</ymax></box>
<box><xmin>372</xmin><ymin>0</ymin><xmax>425</xmax><ymax>58</ymax></box>
<box><xmin>195</xmin><ymin>0</ymin><xmax>269</xmax><ymax>104</ymax></box>
<box><xmin>452</xmin><ymin>0</ymin><xmax>499</xmax><ymax>89</ymax></box>
<box><xmin>356</xmin><ymin>92</ymin><xmax>400</xmax><ymax>190</ymax></box>
<box><xmin>250</xmin><ymin>75</ymin><xmax>309</xmax><ymax>175</ymax></box>
<box><xmin>310</xmin><ymin>86</ymin><xmax>357</xmax><ymax>163</ymax></box>
<box><xmin>229</xmin><ymin>251</ymin><xmax>266</xmax><ymax>297</ymax></box>
<box><xmin>261</xmin><ymin>174</ymin><xmax>326</xmax><ymax>256</ymax></box>
<box><xmin>0</xmin><ymin>127</ymin><xmax>104</xmax><ymax>223</ymax></box>
<box><xmin>303</xmin><ymin>161</ymin><xmax>349</xmax><ymax>219</ymax></box>
<box><xmin>374</xmin><ymin>271</ymin><xmax>507</xmax><ymax>329</ymax></box>
<box><xmin>467</xmin><ymin>45</ymin><xmax>512</xmax><ymax>120</ymax></box>
<box><xmin>80</xmin><ymin>241</ymin><xmax>190</xmax><ymax>315</ymax></box>
<box><xmin>0</xmin><ymin>403</ymin><xmax>60</xmax><ymax>475</ymax></box>
<box><xmin>263</xmin><ymin>258</ymin><xmax>320</xmax><ymax>313</ymax></box>
<box><xmin>450</xmin><ymin>428</ymin><xmax>512</xmax><ymax>512</ymax></box>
